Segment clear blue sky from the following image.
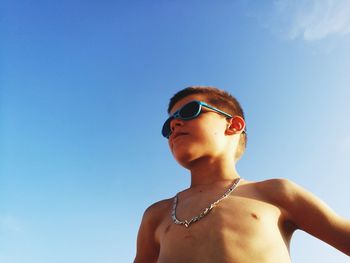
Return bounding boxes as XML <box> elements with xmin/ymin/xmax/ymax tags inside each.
<box><xmin>1</xmin><ymin>0</ymin><xmax>350</xmax><ymax>262</ymax></box>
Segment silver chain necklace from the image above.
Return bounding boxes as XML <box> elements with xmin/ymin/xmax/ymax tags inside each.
<box><xmin>171</xmin><ymin>177</ymin><xmax>241</xmax><ymax>228</ymax></box>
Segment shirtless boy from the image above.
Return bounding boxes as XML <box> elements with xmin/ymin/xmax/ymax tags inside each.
<box><xmin>134</xmin><ymin>86</ymin><xmax>350</xmax><ymax>262</ymax></box>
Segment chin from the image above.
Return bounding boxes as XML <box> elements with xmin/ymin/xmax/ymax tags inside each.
<box><xmin>174</xmin><ymin>156</ymin><xmax>194</xmax><ymax>169</ymax></box>
<box><xmin>172</xmin><ymin>148</ymin><xmax>201</xmax><ymax>169</ymax></box>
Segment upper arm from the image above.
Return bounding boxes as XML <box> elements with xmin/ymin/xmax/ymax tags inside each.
<box><xmin>134</xmin><ymin>204</ymin><xmax>162</xmax><ymax>263</ymax></box>
<box><xmin>273</xmin><ymin>179</ymin><xmax>350</xmax><ymax>256</ymax></box>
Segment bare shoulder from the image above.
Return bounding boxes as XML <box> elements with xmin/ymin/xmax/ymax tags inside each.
<box><xmin>246</xmin><ymin>178</ymin><xmax>308</xmax><ymax>224</ymax></box>
<box><xmin>139</xmin><ymin>198</ymin><xmax>174</xmax><ymax>235</ymax></box>
<box><xmin>134</xmin><ymin>198</ymin><xmax>173</xmax><ymax>263</ymax></box>
<box><xmin>244</xmin><ymin>178</ymin><xmax>299</xmax><ymax>206</ymax></box>
<box><xmin>143</xmin><ymin>198</ymin><xmax>173</xmax><ymax>224</ymax></box>
<box><xmin>255</xmin><ymin>178</ymin><xmax>297</xmax><ymax>197</ymax></box>
<box><xmin>251</xmin><ymin>178</ymin><xmax>350</xmax><ymax>255</ymax></box>
<box><xmin>252</xmin><ymin>178</ymin><xmax>331</xmax><ymax>214</ymax></box>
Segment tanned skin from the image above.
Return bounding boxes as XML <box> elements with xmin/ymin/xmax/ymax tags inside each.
<box><xmin>134</xmin><ymin>94</ymin><xmax>350</xmax><ymax>263</ymax></box>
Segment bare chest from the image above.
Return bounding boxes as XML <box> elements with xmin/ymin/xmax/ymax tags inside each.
<box><xmin>156</xmin><ymin>196</ymin><xmax>292</xmax><ymax>263</ymax></box>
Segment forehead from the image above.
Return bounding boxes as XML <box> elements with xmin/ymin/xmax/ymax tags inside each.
<box><xmin>169</xmin><ymin>94</ymin><xmax>209</xmax><ymax>115</ymax></box>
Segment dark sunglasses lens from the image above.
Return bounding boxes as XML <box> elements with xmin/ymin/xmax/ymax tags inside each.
<box><xmin>162</xmin><ymin>117</ymin><xmax>172</xmax><ymax>138</ymax></box>
<box><xmin>179</xmin><ymin>101</ymin><xmax>200</xmax><ymax>119</ymax></box>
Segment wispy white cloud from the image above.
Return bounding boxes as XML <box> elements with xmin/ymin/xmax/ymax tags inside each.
<box><xmin>274</xmin><ymin>0</ymin><xmax>350</xmax><ymax>41</ymax></box>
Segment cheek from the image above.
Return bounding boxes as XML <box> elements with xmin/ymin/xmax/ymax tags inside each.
<box><xmin>201</xmin><ymin>121</ymin><xmax>225</xmax><ymax>141</ymax></box>
<box><xmin>205</xmin><ymin>124</ymin><xmax>229</xmax><ymax>151</ymax></box>
<box><xmin>191</xmin><ymin>127</ymin><xmax>225</xmax><ymax>153</ymax></box>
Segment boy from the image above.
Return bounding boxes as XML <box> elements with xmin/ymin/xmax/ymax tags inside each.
<box><xmin>134</xmin><ymin>86</ymin><xmax>350</xmax><ymax>262</ymax></box>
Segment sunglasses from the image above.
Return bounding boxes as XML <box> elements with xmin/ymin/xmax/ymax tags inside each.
<box><xmin>162</xmin><ymin>100</ymin><xmax>232</xmax><ymax>138</ymax></box>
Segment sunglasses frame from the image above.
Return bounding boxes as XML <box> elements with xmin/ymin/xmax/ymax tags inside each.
<box><xmin>162</xmin><ymin>100</ymin><xmax>232</xmax><ymax>138</ymax></box>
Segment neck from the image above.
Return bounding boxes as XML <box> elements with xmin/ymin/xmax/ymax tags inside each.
<box><xmin>188</xmin><ymin>156</ymin><xmax>240</xmax><ymax>188</ymax></box>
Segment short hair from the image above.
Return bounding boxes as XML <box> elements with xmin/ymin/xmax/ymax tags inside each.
<box><xmin>168</xmin><ymin>86</ymin><xmax>247</xmax><ymax>161</ymax></box>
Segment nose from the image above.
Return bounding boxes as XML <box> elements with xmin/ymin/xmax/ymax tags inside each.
<box><xmin>170</xmin><ymin>118</ymin><xmax>184</xmax><ymax>133</ymax></box>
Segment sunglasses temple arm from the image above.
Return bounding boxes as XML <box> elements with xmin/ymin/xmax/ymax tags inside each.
<box><xmin>202</xmin><ymin>103</ymin><xmax>232</xmax><ymax>118</ymax></box>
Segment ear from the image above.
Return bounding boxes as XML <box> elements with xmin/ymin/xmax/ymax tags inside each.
<box><xmin>225</xmin><ymin>116</ymin><xmax>245</xmax><ymax>135</ymax></box>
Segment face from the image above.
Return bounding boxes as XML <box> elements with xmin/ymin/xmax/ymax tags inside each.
<box><xmin>167</xmin><ymin>94</ymin><xmax>231</xmax><ymax>168</ymax></box>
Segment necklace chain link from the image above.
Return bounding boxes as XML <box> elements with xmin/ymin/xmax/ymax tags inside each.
<box><xmin>171</xmin><ymin>177</ymin><xmax>241</xmax><ymax>228</ymax></box>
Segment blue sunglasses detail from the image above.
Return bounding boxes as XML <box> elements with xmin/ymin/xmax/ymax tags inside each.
<box><xmin>162</xmin><ymin>100</ymin><xmax>232</xmax><ymax>138</ymax></box>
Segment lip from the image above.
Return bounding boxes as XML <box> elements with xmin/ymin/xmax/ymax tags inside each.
<box><xmin>171</xmin><ymin>132</ymin><xmax>188</xmax><ymax>142</ymax></box>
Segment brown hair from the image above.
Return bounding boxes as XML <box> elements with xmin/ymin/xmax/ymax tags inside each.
<box><xmin>168</xmin><ymin>86</ymin><xmax>247</xmax><ymax>160</ymax></box>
